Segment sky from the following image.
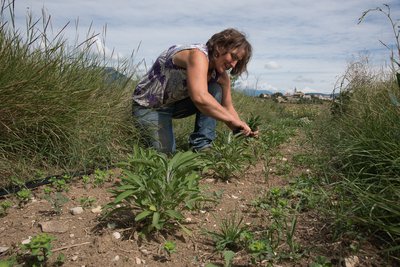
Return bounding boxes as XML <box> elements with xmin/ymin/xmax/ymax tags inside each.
<box><xmin>6</xmin><ymin>0</ymin><xmax>400</xmax><ymax>94</ymax></box>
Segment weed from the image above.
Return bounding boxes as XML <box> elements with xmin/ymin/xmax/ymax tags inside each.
<box><xmin>248</xmin><ymin>239</ymin><xmax>273</xmax><ymax>264</ymax></box>
<box><xmin>81</xmin><ymin>175</ymin><xmax>91</xmax><ymax>188</ymax></box>
<box><xmin>163</xmin><ymin>241</ymin><xmax>176</xmax><ymax>255</ymax></box>
<box><xmin>309</xmin><ymin>255</ymin><xmax>333</xmax><ymax>267</ymax></box>
<box><xmin>246</xmin><ymin>113</ymin><xmax>262</xmax><ymax>132</ymax></box>
<box><xmin>79</xmin><ymin>197</ymin><xmax>96</xmax><ymax>208</ymax></box>
<box><xmin>104</xmin><ymin>147</ymin><xmax>206</xmax><ymax>233</ymax></box>
<box><xmin>206</xmin><ymin>213</ymin><xmax>247</xmax><ymax>251</ymax></box>
<box><xmin>93</xmin><ymin>169</ymin><xmax>110</xmax><ymax>187</ymax></box>
<box><xmin>21</xmin><ymin>233</ymin><xmax>55</xmax><ymax>265</ymax></box>
<box><xmin>0</xmin><ymin>200</ymin><xmax>13</xmax><ymax>217</ymax></box>
<box><xmin>49</xmin><ymin>175</ymin><xmax>71</xmax><ymax>192</ymax></box>
<box><xmin>16</xmin><ymin>188</ymin><xmax>32</xmax><ymax>206</ymax></box>
<box><xmin>43</xmin><ymin>191</ymin><xmax>69</xmax><ymax>215</ymax></box>
<box><xmin>204</xmin><ymin>131</ymin><xmax>252</xmax><ymax>181</ymax></box>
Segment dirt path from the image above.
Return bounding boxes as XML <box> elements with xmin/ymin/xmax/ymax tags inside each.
<box><xmin>0</xmin><ymin>128</ymin><xmax>388</xmax><ymax>266</ymax></box>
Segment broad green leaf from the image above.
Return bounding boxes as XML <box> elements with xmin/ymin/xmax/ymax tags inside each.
<box><xmin>152</xmin><ymin>212</ymin><xmax>160</xmax><ymax>229</ymax></box>
<box><xmin>223</xmin><ymin>250</ymin><xmax>235</xmax><ymax>267</ymax></box>
<box><xmin>114</xmin><ymin>190</ymin><xmax>135</xmax><ymax>203</ymax></box>
<box><xmin>116</xmin><ymin>184</ymin><xmax>136</xmax><ymax>190</ymax></box>
<box><xmin>135</xmin><ymin>210</ymin><xmax>152</xmax><ymax>222</ymax></box>
<box><xmin>165</xmin><ymin>209</ymin><xmax>184</xmax><ymax>220</ymax></box>
<box><xmin>149</xmin><ymin>205</ymin><xmax>157</xmax><ymax>211</ymax></box>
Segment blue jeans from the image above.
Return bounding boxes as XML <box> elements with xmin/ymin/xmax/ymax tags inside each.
<box><xmin>133</xmin><ymin>82</ymin><xmax>222</xmax><ymax>153</ymax></box>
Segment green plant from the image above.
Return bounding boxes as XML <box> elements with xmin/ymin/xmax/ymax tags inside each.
<box><xmin>163</xmin><ymin>241</ymin><xmax>176</xmax><ymax>255</ymax></box>
<box><xmin>222</xmin><ymin>250</ymin><xmax>235</xmax><ymax>267</ymax></box>
<box><xmin>49</xmin><ymin>175</ymin><xmax>71</xmax><ymax>192</ymax></box>
<box><xmin>205</xmin><ymin>250</ymin><xmax>235</xmax><ymax>267</ymax></box>
<box><xmin>21</xmin><ymin>233</ymin><xmax>56</xmax><ymax>266</ymax></box>
<box><xmin>309</xmin><ymin>256</ymin><xmax>333</xmax><ymax>267</ymax></box>
<box><xmin>16</xmin><ymin>188</ymin><xmax>32</xmax><ymax>206</ymax></box>
<box><xmin>55</xmin><ymin>253</ymin><xmax>66</xmax><ymax>266</ymax></box>
<box><xmin>43</xmin><ymin>191</ymin><xmax>69</xmax><ymax>215</ymax></box>
<box><xmin>81</xmin><ymin>175</ymin><xmax>91</xmax><ymax>188</ymax></box>
<box><xmin>248</xmin><ymin>239</ymin><xmax>273</xmax><ymax>264</ymax></box>
<box><xmin>0</xmin><ymin>256</ymin><xmax>17</xmax><ymax>267</ymax></box>
<box><xmin>93</xmin><ymin>169</ymin><xmax>109</xmax><ymax>187</ymax></box>
<box><xmin>246</xmin><ymin>113</ymin><xmax>262</xmax><ymax>132</ymax></box>
<box><xmin>204</xmin><ymin>131</ymin><xmax>252</xmax><ymax>180</ymax></box>
<box><xmin>0</xmin><ymin>200</ymin><xmax>13</xmax><ymax>217</ymax></box>
<box><xmin>206</xmin><ymin>213</ymin><xmax>247</xmax><ymax>251</ymax></box>
<box><xmin>104</xmin><ymin>147</ymin><xmax>207</xmax><ymax>233</ymax></box>
<box><xmin>79</xmin><ymin>197</ymin><xmax>96</xmax><ymax>208</ymax></box>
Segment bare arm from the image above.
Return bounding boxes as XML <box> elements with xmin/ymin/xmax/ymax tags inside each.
<box><xmin>173</xmin><ymin>49</ymin><xmax>252</xmax><ymax>134</ymax></box>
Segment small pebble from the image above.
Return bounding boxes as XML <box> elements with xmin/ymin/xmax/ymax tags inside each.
<box><xmin>70</xmin><ymin>207</ymin><xmax>84</xmax><ymax>215</ymax></box>
<box><xmin>91</xmin><ymin>206</ymin><xmax>102</xmax><ymax>214</ymax></box>
<box><xmin>0</xmin><ymin>246</ymin><xmax>9</xmax><ymax>253</ymax></box>
<box><xmin>112</xmin><ymin>232</ymin><xmax>121</xmax><ymax>239</ymax></box>
<box><xmin>21</xmin><ymin>237</ymin><xmax>31</xmax><ymax>245</ymax></box>
<box><xmin>107</xmin><ymin>222</ymin><xmax>116</xmax><ymax>229</ymax></box>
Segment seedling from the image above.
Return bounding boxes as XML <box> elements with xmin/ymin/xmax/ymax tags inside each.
<box><xmin>310</xmin><ymin>256</ymin><xmax>333</xmax><ymax>267</ymax></box>
<box><xmin>48</xmin><ymin>175</ymin><xmax>71</xmax><ymax>192</ymax></box>
<box><xmin>248</xmin><ymin>239</ymin><xmax>273</xmax><ymax>264</ymax></box>
<box><xmin>206</xmin><ymin>213</ymin><xmax>247</xmax><ymax>251</ymax></box>
<box><xmin>163</xmin><ymin>241</ymin><xmax>176</xmax><ymax>255</ymax></box>
<box><xmin>43</xmin><ymin>191</ymin><xmax>69</xmax><ymax>215</ymax></box>
<box><xmin>16</xmin><ymin>188</ymin><xmax>32</xmax><ymax>206</ymax></box>
<box><xmin>93</xmin><ymin>169</ymin><xmax>109</xmax><ymax>187</ymax></box>
<box><xmin>0</xmin><ymin>200</ymin><xmax>13</xmax><ymax>217</ymax></box>
<box><xmin>82</xmin><ymin>175</ymin><xmax>91</xmax><ymax>188</ymax></box>
<box><xmin>79</xmin><ymin>197</ymin><xmax>96</xmax><ymax>208</ymax></box>
<box><xmin>205</xmin><ymin>131</ymin><xmax>252</xmax><ymax>180</ymax></box>
<box><xmin>21</xmin><ymin>233</ymin><xmax>55</xmax><ymax>265</ymax></box>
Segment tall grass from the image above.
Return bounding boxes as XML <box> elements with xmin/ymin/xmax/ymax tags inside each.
<box><xmin>0</xmin><ymin>2</ymin><xmax>139</xmax><ymax>187</ymax></box>
<box><xmin>313</xmin><ymin>57</ymin><xmax>400</xmax><ymax>258</ymax></box>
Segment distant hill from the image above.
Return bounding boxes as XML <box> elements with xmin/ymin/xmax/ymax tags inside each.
<box><xmin>237</xmin><ymin>89</ymin><xmax>275</xmax><ymax>97</ymax></box>
<box><xmin>238</xmin><ymin>88</ymin><xmax>337</xmax><ymax>98</ymax></box>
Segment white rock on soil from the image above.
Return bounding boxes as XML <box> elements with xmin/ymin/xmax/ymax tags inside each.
<box><xmin>0</xmin><ymin>246</ymin><xmax>9</xmax><ymax>253</ymax></box>
<box><xmin>112</xmin><ymin>255</ymin><xmax>120</xmax><ymax>261</ymax></box>
<box><xmin>344</xmin><ymin>256</ymin><xmax>360</xmax><ymax>267</ymax></box>
<box><xmin>107</xmin><ymin>222</ymin><xmax>116</xmax><ymax>229</ymax></box>
<box><xmin>135</xmin><ymin>257</ymin><xmax>142</xmax><ymax>264</ymax></box>
<box><xmin>21</xmin><ymin>237</ymin><xmax>32</xmax><ymax>245</ymax></box>
<box><xmin>112</xmin><ymin>232</ymin><xmax>121</xmax><ymax>239</ymax></box>
<box><xmin>91</xmin><ymin>206</ymin><xmax>102</xmax><ymax>214</ymax></box>
<box><xmin>71</xmin><ymin>255</ymin><xmax>78</xmax><ymax>261</ymax></box>
<box><xmin>39</xmin><ymin>221</ymin><xmax>68</xmax><ymax>233</ymax></box>
<box><xmin>70</xmin><ymin>207</ymin><xmax>84</xmax><ymax>215</ymax></box>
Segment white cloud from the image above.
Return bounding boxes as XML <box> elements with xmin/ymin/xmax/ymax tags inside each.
<box><xmin>9</xmin><ymin>0</ymin><xmax>400</xmax><ymax>94</ymax></box>
<box><xmin>293</xmin><ymin>76</ymin><xmax>315</xmax><ymax>84</ymax></box>
<box><xmin>264</xmin><ymin>61</ymin><xmax>282</xmax><ymax>70</ymax></box>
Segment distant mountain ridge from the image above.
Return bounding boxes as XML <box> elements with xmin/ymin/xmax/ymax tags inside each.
<box><xmin>238</xmin><ymin>88</ymin><xmax>335</xmax><ymax>97</ymax></box>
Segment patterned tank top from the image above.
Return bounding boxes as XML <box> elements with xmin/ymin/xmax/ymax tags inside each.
<box><xmin>133</xmin><ymin>44</ymin><xmax>218</xmax><ymax>108</ymax></box>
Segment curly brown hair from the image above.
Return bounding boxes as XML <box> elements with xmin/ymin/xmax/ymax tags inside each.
<box><xmin>206</xmin><ymin>28</ymin><xmax>252</xmax><ymax>76</ymax></box>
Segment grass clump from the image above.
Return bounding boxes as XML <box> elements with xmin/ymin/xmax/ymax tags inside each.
<box><xmin>0</xmin><ymin>3</ymin><xmax>140</xmax><ymax>186</ymax></box>
<box><xmin>313</xmin><ymin>56</ymin><xmax>400</xmax><ymax>258</ymax></box>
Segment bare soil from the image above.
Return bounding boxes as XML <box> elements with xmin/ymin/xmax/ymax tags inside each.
<box><xmin>0</xmin><ymin>130</ymin><xmax>392</xmax><ymax>267</ymax></box>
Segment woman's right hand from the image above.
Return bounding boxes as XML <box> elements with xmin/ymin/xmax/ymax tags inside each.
<box><xmin>226</xmin><ymin>119</ymin><xmax>252</xmax><ymax>136</ymax></box>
